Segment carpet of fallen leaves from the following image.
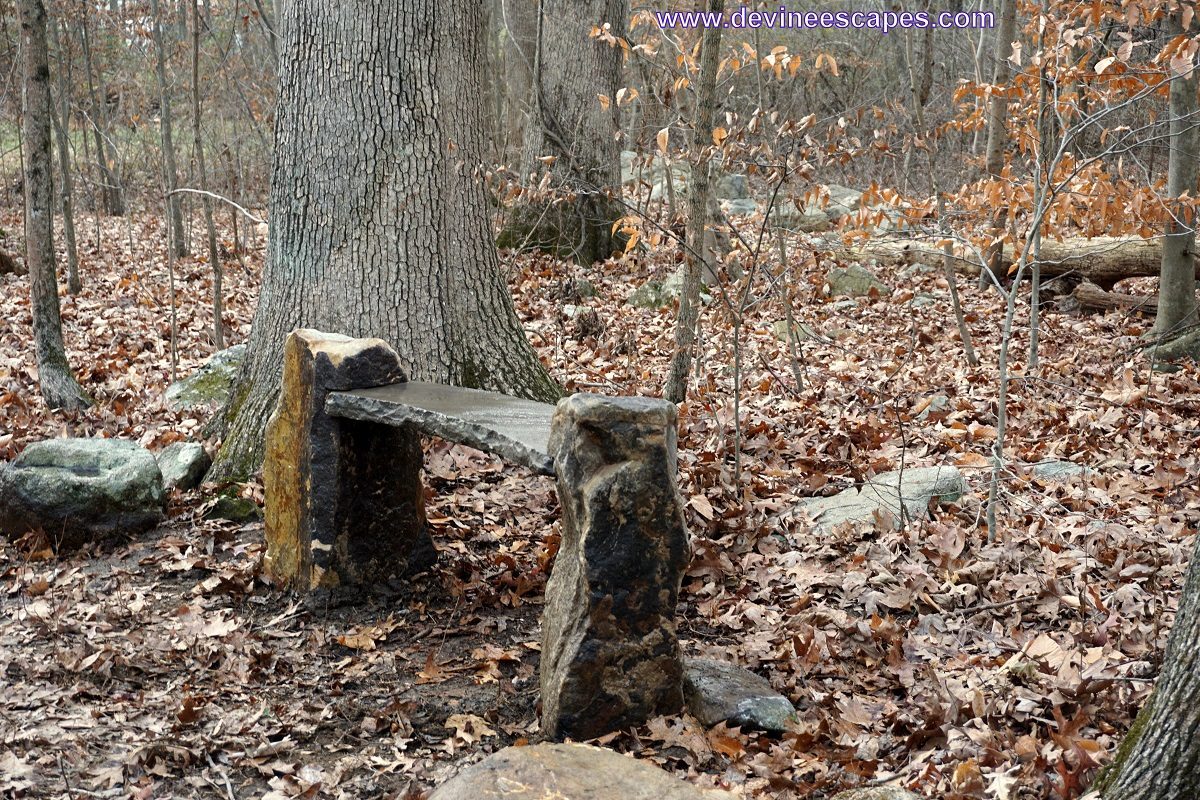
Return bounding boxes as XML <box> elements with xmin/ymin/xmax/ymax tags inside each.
<box><xmin>0</xmin><ymin>205</ymin><xmax>1197</xmax><ymax>800</ymax></box>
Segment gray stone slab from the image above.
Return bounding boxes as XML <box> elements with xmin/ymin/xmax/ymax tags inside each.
<box><xmin>325</xmin><ymin>382</ymin><xmax>557</xmax><ymax>475</ymax></box>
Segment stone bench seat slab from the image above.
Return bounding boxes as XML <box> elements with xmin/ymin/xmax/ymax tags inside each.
<box><xmin>325</xmin><ymin>382</ymin><xmax>556</xmax><ymax>475</ymax></box>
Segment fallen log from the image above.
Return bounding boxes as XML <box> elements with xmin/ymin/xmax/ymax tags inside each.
<box><xmin>833</xmin><ymin>235</ymin><xmax>1195</xmax><ymax>291</ymax></box>
<box><xmin>1071</xmin><ymin>280</ymin><xmax>1159</xmax><ymax>316</ymax></box>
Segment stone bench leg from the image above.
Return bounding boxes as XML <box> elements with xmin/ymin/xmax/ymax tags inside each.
<box><xmin>263</xmin><ymin>329</ymin><xmax>435</xmax><ymax>589</ymax></box>
<box><xmin>540</xmin><ymin>395</ymin><xmax>690</xmax><ymax>740</ymax></box>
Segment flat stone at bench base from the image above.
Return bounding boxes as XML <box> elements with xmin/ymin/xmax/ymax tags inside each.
<box><xmin>541</xmin><ymin>394</ymin><xmax>689</xmax><ymax>740</ymax></box>
<box><xmin>264</xmin><ymin>330</ymin><xmax>432</xmax><ymax>589</ymax></box>
<box><xmin>429</xmin><ymin>744</ymin><xmax>736</xmax><ymax>800</ymax></box>
<box><xmin>0</xmin><ymin>438</ymin><xmax>164</xmax><ymax>549</ymax></box>
<box><xmin>683</xmin><ymin>658</ymin><xmax>797</xmax><ymax>733</ymax></box>
<box><xmin>325</xmin><ymin>382</ymin><xmax>556</xmax><ymax>475</ymax></box>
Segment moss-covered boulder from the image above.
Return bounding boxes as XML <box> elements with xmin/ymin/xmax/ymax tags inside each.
<box><xmin>0</xmin><ymin>438</ymin><xmax>165</xmax><ymax>549</ymax></box>
<box><xmin>166</xmin><ymin>344</ymin><xmax>247</xmax><ymax>410</ymax></box>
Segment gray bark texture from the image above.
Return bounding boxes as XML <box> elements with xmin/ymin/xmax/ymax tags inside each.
<box><xmin>210</xmin><ymin>1</ymin><xmax>559</xmax><ymax>481</ymax></box>
<box><xmin>1099</xmin><ymin>531</ymin><xmax>1200</xmax><ymax>799</ymax></box>
<box><xmin>497</xmin><ymin>0</ymin><xmax>628</xmax><ymax>264</ymax></box>
<box><xmin>1155</xmin><ymin>10</ymin><xmax>1200</xmax><ymax>340</ymax></box>
<box><xmin>19</xmin><ymin>0</ymin><xmax>89</xmax><ymax>411</ymax></box>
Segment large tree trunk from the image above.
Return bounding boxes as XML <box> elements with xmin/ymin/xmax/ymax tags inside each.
<box><xmin>209</xmin><ymin>1</ymin><xmax>560</xmax><ymax>482</ymax></box>
<box><xmin>496</xmin><ymin>0</ymin><xmax>628</xmax><ymax>265</ymax></box>
<box><xmin>1096</xmin><ymin>531</ymin><xmax>1200</xmax><ymax>798</ymax></box>
<box><xmin>1155</xmin><ymin>9</ymin><xmax>1200</xmax><ymax>338</ymax></box>
<box><xmin>19</xmin><ymin>0</ymin><xmax>89</xmax><ymax>410</ymax></box>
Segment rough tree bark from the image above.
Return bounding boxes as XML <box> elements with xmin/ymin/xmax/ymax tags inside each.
<box><xmin>208</xmin><ymin>1</ymin><xmax>560</xmax><ymax>481</ymax></box>
<box><xmin>496</xmin><ymin>0</ymin><xmax>628</xmax><ymax>264</ymax></box>
<box><xmin>1095</xmin><ymin>531</ymin><xmax>1200</xmax><ymax>799</ymax></box>
<box><xmin>19</xmin><ymin>0</ymin><xmax>90</xmax><ymax>410</ymax></box>
<box><xmin>664</xmin><ymin>0</ymin><xmax>722</xmax><ymax>405</ymax></box>
<box><xmin>1154</xmin><ymin>9</ymin><xmax>1200</xmax><ymax>341</ymax></box>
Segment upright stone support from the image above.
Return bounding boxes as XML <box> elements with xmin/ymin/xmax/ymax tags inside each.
<box><xmin>263</xmin><ymin>329</ymin><xmax>435</xmax><ymax>589</ymax></box>
<box><xmin>540</xmin><ymin>394</ymin><xmax>689</xmax><ymax>740</ymax></box>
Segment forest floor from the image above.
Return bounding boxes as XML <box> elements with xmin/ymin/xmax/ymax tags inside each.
<box><xmin>0</xmin><ymin>207</ymin><xmax>1197</xmax><ymax>800</ymax></box>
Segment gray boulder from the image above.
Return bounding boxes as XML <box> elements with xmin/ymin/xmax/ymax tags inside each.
<box><xmin>430</xmin><ymin>743</ymin><xmax>736</xmax><ymax>800</ymax></box>
<box><xmin>773</xmin><ymin>184</ymin><xmax>862</xmax><ymax>231</ymax></box>
<box><xmin>715</xmin><ymin>173</ymin><xmax>748</xmax><ymax>199</ymax></box>
<box><xmin>0</xmin><ymin>438</ymin><xmax>165</xmax><ymax>549</ymax></box>
<box><xmin>683</xmin><ymin>658</ymin><xmax>797</xmax><ymax>733</ymax></box>
<box><xmin>831</xmin><ymin>789</ymin><xmax>922</xmax><ymax>800</ymax></box>
<box><xmin>802</xmin><ymin>466</ymin><xmax>965</xmax><ymax>533</ymax></box>
<box><xmin>826</xmin><ymin>264</ymin><xmax>893</xmax><ymax>298</ymax></box>
<box><xmin>722</xmin><ymin>198</ymin><xmax>757</xmax><ymax>216</ymax></box>
<box><xmin>771</xmin><ymin>320</ymin><xmax>818</xmax><ymax>343</ymax></box>
<box><xmin>1032</xmin><ymin>460</ymin><xmax>1091</xmax><ymax>481</ymax></box>
<box><xmin>156</xmin><ymin>442</ymin><xmax>211</xmax><ymax>491</ymax></box>
<box><xmin>627</xmin><ymin>268</ymin><xmax>709</xmax><ymax>309</ymax></box>
<box><xmin>165</xmin><ymin>344</ymin><xmax>246</xmax><ymax>410</ymax></box>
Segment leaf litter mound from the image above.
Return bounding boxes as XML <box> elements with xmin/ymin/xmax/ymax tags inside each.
<box><xmin>0</xmin><ymin>208</ymin><xmax>1197</xmax><ymax>799</ymax></box>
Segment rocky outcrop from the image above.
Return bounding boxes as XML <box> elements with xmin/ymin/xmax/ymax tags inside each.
<box><xmin>0</xmin><ymin>438</ymin><xmax>164</xmax><ymax>549</ymax></box>
<box><xmin>430</xmin><ymin>744</ymin><xmax>736</xmax><ymax>800</ymax></box>
<box><xmin>802</xmin><ymin>466</ymin><xmax>966</xmax><ymax>533</ymax></box>
<box><xmin>683</xmin><ymin>658</ymin><xmax>797</xmax><ymax>733</ymax></box>
<box><xmin>774</xmin><ymin>184</ymin><xmax>863</xmax><ymax>232</ymax></box>
<box><xmin>165</xmin><ymin>344</ymin><xmax>246</xmax><ymax>410</ymax></box>
<box><xmin>541</xmin><ymin>394</ymin><xmax>690</xmax><ymax>740</ymax></box>
<box><xmin>825</xmin><ymin>264</ymin><xmax>893</xmax><ymax>298</ymax></box>
<box><xmin>156</xmin><ymin>442</ymin><xmax>211</xmax><ymax>491</ymax></box>
<box><xmin>263</xmin><ymin>330</ymin><xmax>434</xmax><ymax>589</ymax></box>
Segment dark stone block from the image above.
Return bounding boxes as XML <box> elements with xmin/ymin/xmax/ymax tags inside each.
<box><xmin>540</xmin><ymin>394</ymin><xmax>689</xmax><ymax>740</ymax></box>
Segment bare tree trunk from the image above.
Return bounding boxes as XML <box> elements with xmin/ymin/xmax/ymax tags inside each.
<box><xmin>19</xmin><ymin>0</ymin><xmax>90</xmax><ymax>410</ymax></box>
<box><xmin>1155</xmin><ymin>9</ymin><xmax>1200</xmax><ymax>340</ymax></box>
<box><xmin>497</xmin><ymin>0</ymin><xmax>628</xmax><ymax>264</ymax></box>
<box><xmin>48</xmin><ymin>17</ymin><xmax>80</xmax><ymax>293</ymax></box>
<box><xmin>664</xmin><ymin>0</ymin><xmax>722</xmax><ymax>405</ymax></box>
<box><xmin>79</xmin><ymin>3</ymin><xmax>124</xmax><ymax>216</ymax></box>
<box><xmin>151</xmin><ymin>0</ymin><xmax>187</xmax><ymax>257</ymax></box>
<box><xmin>209</xmin><ymin>0</ymin><xmax>560</xmax><ymax>481</ymax></box>
<box><xmin>499</xmin><ymin>0</ymin><xmax>536</xmax><ymax>159</ymax></box>
<box><xmin>190</xmin><ymin>0</ymin><xmax>223</xmax><ymax>349</ymax></box>
<box><xmin>980</xmin><ymin>0</ymin><xmax>1017</xmax><ymax>288</ymax></box>
<box><xmin>1096</xmin><ymin>530</ymin><xmax>1200</xmax><ymax>799</ymax></box>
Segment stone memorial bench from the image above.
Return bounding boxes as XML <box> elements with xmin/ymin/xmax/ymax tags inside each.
<box><xmin>262</xmin><ymin>329</ymin><xmax>689</xmax><ymax>739</ymax></box>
